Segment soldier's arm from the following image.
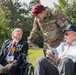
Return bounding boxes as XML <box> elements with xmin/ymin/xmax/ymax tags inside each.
<box><xmin>53</xmin><ymin>8</ymin><xmax>69</xmax><ymax>29</ymax></box>
<box><xmin>28</xmin><ymin>18</ymin><xmax>40</xmax><ymax>45</ymax></box>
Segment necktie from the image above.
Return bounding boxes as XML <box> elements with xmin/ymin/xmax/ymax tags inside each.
<box><xmin>9</xmin><ymin>42</ymin><xmax>16</xmax><ymax>56</ymax></box>
<box><xmin>7</xmin><ymin>42</ymin><xmax>16</xmax><ymax>64</ymax></box>
<box><xmin>62</xmin><ymin>45</ymin><xmax>71</xmax><ymax>56</ymax></box>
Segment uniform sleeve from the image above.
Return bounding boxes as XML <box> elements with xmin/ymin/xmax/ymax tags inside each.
<box><xmin>28</xmin><ymin>18</ymin><xmax>40</xmax><ymax>44</ymax></box>
<box><xmin>53</xmin><ymin>8</ymin><xmax>69</xmax><ymax>29</ymax></box>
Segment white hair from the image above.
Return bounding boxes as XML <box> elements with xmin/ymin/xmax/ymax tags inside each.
<box><xmin>12</xmin><ymin>28</ymin><xmax>23</xmax><ymax>34</ymax></box>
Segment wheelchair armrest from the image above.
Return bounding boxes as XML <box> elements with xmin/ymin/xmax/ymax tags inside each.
<box><xmin>21</xmin><ymin>54</ymin><xmax>30</xmax><ymax>63</ymax></box>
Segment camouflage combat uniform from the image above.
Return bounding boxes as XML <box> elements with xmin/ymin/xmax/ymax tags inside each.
<box><xmin>28</xmin><ymin>8</ymin><xmax>69</xmax><ymax>49</ymax></box>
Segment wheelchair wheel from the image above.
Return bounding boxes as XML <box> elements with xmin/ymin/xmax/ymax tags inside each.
<box><xmin>24</xmin><ymin>63</ymin><xmax>34</xmax><ymax>75</ymax></box>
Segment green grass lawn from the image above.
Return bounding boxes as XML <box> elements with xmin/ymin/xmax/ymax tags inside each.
<box><xmin>28</xmin><ymin>48</ymin><xmax>44</xmax><ymax>67</ymax></box>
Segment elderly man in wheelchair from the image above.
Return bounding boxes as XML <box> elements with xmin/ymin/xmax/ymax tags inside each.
<box><xmin>0</xmin><ymin>28</ymin><xmax>34</xmax><ymax>75</ymax></box>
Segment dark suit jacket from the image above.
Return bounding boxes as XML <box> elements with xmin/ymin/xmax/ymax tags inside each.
<box><xmin>0</xmin><ymin>39</ymin><xmax>28</xmax><ymax>66</ymax></box>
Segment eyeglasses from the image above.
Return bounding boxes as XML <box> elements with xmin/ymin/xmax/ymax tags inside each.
<box><xmin>64</xmin><ymin>31</ymin><xmax>74</xmax><ymax>36</ymax></box>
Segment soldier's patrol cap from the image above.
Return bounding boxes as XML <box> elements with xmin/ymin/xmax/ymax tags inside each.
<box><xmin>32</xmin><ymin>4</ymin><xmax>45</xmax><ymax>16</ymax></box>
<box><xmin>63</xmin><ymin>24</ymin><xmax>76</xmax><ymax>33</ymax></box>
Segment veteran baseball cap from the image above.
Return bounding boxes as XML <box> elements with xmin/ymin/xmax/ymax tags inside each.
<box><xmin>32</xmin><ymin>4</ymin><xmax>45</xmax><ymax>16</ymax></box>
<box><xmin>63</xmin><ymin>24</ymin><xmax>76</xmax><ymax>33</ymax></box>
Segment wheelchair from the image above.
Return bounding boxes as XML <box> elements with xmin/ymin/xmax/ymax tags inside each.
<box><xmin>0</xmin><ymin>54</ymin><xmax>34</xmax><ymax>75</ymax></box>
<box><xmin>18</xmin><ymin>54</ymin><xmax>34</xmax><ymax>75</ymax></box>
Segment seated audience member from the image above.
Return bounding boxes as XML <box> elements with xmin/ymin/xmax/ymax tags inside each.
<box><xmin>34</xmin><ymin>25</ymin><xmax>76</xmax><ymax>75</ymax></box>
<box><xmin>0</xmin><ymin>28</ymin><xmax>28</xmax><ymax>75</ymax></box>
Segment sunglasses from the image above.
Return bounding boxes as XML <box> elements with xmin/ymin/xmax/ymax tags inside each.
<box><xmin>64</xmin><ymin>33</ymin><xmax>68</xmax><ymax>36</ymax></box>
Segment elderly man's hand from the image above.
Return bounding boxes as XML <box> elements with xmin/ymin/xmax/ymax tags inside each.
<box><xmin>53</xmin><ymin>58</ymin><xmax>61</xmax><ymax>64</ymax></box>
<box><xmin>46</xmin><ymin>49</ymin><xmax>55</xmax><ymax>58</ymax></box>
<box><xmin>2</xmin><ymin>64</ymin><xmax>12</xmax><ymax>73</ymax></box>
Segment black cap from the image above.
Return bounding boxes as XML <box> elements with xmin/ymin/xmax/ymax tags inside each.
<box><xmin>63</xmin><ymin>25</ymin><xmax>76</xmax><ymax>33</ymax></box>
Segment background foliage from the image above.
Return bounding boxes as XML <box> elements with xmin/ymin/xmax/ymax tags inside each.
<box><xmin>29</xmin><ymin>48</ymin><xmax>44</xmax><ymax>67</ymax></box>
<box><xmin>0</xmin><ymin>0</ymin><xmax>76</xmax><ymax>49</ymax></box>
<box><xmin>54</xmin><ymin>0</ymin><xmax>76</xmax><ymax>25</ymax></box>
<box><xmin>0</xmin><ymin>0</ymin><xmax>44</xmax><ymax>48</ymax></box>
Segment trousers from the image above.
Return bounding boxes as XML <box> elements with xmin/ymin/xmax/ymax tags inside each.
<box><xmin>34</xmin><ymin>57</ymin><xmax>59</xmax><ymax>75</ymax></box>
<box><xmin>58</xmin><ymin>57</ymin><xmax>75</xmax><ymax>75</ymax></box>
<box><xmin>34</xmin><ymin>57</ymin><xmax>75</xmax><ymax>75</ymax></box>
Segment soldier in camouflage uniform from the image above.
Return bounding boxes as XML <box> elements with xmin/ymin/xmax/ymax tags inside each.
<box><xmin>28</xmin><ymin>4</ymin><xmax>69</xmax><ymax>56</ymax></box>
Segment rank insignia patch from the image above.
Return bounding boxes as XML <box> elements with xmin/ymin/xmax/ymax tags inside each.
<box><xmin>61</xmin><ymin>16</ymin><xmax>66</xmax><ymax>21</ymax></box>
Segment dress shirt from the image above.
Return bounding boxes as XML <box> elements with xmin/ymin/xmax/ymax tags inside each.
<box><xmin>6</xmin><ymin>41</ymin><xmax>17</xmax><ymax>60</ymax></box>
<box><xmin>56</xmin><ymin>41</ymin><xmax>76</xmax><ymax>63</ymax></box>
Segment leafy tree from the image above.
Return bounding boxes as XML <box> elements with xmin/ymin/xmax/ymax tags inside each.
<box><xmin>0</xmin><ymin>0</ymin><xmax>33</xmax><ymax>40</ymax></box>
<box><xmin>0</xmin><ymin>0</ymin><xmax>43</xmax><ymax>48</ymax></box>
<box><xmin>0</xmin><ymin>9</ymin><xmax>11</xmax><ymax>48</ymax></box>
<box><xmin>54</xmin><ymin>0</ymin><xmax>76</xmax><ymax>25</ymax></box>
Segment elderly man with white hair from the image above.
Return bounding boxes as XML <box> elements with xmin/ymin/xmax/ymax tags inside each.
<box><xmin>34</xmin><ymin>25</ymin><xmax>76</xmax><ymax>75</ymax></box>
<box><xmin>0</xmin><ymin>28</ymin><xmax>28</xmax><ymax>75</ymax></box>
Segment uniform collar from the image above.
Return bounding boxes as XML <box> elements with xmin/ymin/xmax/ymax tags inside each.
<box><xmin>44</xmin><ymin>7</ymin><xmax>53</xmax><ymax>20</ymax></box>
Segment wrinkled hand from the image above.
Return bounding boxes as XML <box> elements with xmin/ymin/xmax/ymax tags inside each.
<box><xmin>2</xmin><ymin>64</ymin><xmax>11</xmax><ymax>73</ymax></box>
<box><xmin>46</xmin><ymin>49</ymin><xmax>54</xmax><ymax>58</ymax></box>
<box><xmin>28</xmin><ymin>43</ymin><xmax>31</xmax><ymax>48</ymax></box>
<box><xmin>27</xmin><ymin>41</ymin><xmax>31</xmax><ymax>48</ymax></box>
<box><xmin>53</xmin><ymin>58</ymin><xmax>61</xmax><ymax>64</ymax></box>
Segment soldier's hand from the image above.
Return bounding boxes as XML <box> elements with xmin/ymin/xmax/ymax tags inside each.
<box><xmin>27</xmin><ymin>41</ymin><xmax>31</xmax><ymax>48</ymax></box>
